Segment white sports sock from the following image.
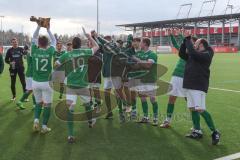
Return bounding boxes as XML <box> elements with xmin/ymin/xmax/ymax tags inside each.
<box><xmin>34</xmin><ymin>119</ymin><xmax>39</xmax><ymax>123</ymax></box>
<box><xmin>42</xmin><ymin>125</ymin><xmax>47</xmax><ymax>129</ymax></box>
<box><xmin>166</xmin><ymin>117</ymin><xmax>171</xmax><ymax>122</ymax></box>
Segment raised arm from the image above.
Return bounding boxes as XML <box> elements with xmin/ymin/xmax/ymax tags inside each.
<box><xmin>47</xmin><ymin>28</ymin><xmax>56</xmax><ymax>47</ymax></box>
<box><xmin>178</xmin><ymin>34</ymin><xmax>185</xmax><ymax>42</ymax></box>
<box><xmin>170</xmin><ymin>34</ymin><xmax>180</xmax><ymax>50</ymax></box>
<box><xmin>32</xmin><ymin>25</ymin><xmax>40</xmax><ymax>45</ymax></box>
<box><xmin>178</xmin><ymin>43</ymin><xmax>188</xmax><ymax>61</ymax></box>
<box><xmin>185</xmin><ymin>39</ymin><xmax>213</xmax><ymax>63</ymax></box>
<box><xmin>86</xmin><ymin>33</ymin><xmax>99</xmax><ymax>54</ymax></box>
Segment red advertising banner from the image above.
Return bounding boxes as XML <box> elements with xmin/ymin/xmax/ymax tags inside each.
<box><xmin>143</xmin><ymin>27</ymin><xmax>239</xmax><ymax>37</ymax></box>
<box><xmin>212</xmin><ymin>46</ymin><xmax>238</xmax><ymax>53</ymax></box>
<box><xmin>0</xmin><ymin>46</ymin><xmax>3</xmax><ymax>54</ymax></box>
<box><xmin>171</xmin><ymin>46</ymin><xmax>238</xmax><ymax>54</ymax></box>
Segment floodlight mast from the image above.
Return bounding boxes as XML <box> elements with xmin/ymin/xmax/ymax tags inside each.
<box><xmin>0</xmin><ymin>16</ymin><xmax>4</xmax><ymax>46</ymax></box>
<box><xmin>176</xmin><ymin>3</ymin><xmax>192</xmax><ymax>19</ymax></box>
<box><xmin>226</xmin><ymin>4</ymin><xmax>234</xmax><ymax>45</ymax></box>
<box><xmin>97</xmin><ymin>0</ymin><xmax>100</xmax><ymax>34</ymax></box>
<box><xmin>224</xmin><ymin>0</ymin><xmax>231</xmax><ymax>14</ymax></box>
<box><xmin>198</xmin><ymin>0</ymin><xmax>217</xmax><ymax>17</ymax></box>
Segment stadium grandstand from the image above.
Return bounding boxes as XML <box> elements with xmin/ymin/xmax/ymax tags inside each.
<box><xmin>117</xmin><ymin>1</ymin><xmax>240</xmax><ymax>53</ymax></box>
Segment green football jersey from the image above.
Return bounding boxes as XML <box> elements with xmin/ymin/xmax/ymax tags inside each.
<box><xmin>128</xmin><ymin>50</ymin><xmax>148</xmax><ymax>79</ymax></box>
<box><xmin>172</xmin><ymin>58</ymin><xmax>186</xmax><ymax>78</ymax></box>
<box><xmin>58</xmin><ymin>48</ymin><xmax>93</xmax><ymax>88</ymax></box>
<box><xmin>31</xmin><ymin>44</ymin><xmax>55</xmax><ymax>82</ymax></box>
<box><xmin>25</xmin><ymin>53</ymin><xmax>33</xmax><ymax>78</ymax></box>
<box><xmin>54</xmin><ymin>50</ymin><xmax>66</xmax><ymax>62</ymax></box>
<box><xmin>137</xmin><ymin>50</ymin><xmax>158</xmax><ymax>83</ymax></box>
<box><xmin>169</xmin><ymin>34</ymin><xmax>186</xmax><ymax>78</ymax></box>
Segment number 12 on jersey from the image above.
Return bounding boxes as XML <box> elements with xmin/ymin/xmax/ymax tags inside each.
<box><xmin>35</xmin><ymin>58</ymin><xmax>49</xmax><ymax>71</ymax></box>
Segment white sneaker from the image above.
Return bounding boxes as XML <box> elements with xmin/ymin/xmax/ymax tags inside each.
<box><xmin>88</xmin><ymin>118</ymin><xmax>96</xmax><ymax>128</ymax></box>
<box><xmin>125</xmin><ymin>106</ymin><xmax>132</xmax><ymax>113</ymax></box>
<box><xmin>41</xmin><ymin>126</ymin><xmax>51</xmax><ymax>134</ymax></box>
<box><xmin>152</xmin><ymin>118</ymin><xmax>159</xmax><ymax>126</ymax></box>
<box><xmin>160</xmin><ymin>120</ymin><xmax>171</xmax><ymax>128</ymax></box>
<box><xmin>68</xmin><ymin>136</ymin><xmax>76</xmax><ymax>143</ymax></box>
<box><xmin>33</xmin><ymin>121</ymin><xmax>40</xmax><ymax>132</ymax></box>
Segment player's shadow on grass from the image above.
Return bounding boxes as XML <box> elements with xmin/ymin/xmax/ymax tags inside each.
<box><xmin>10</xmin><ymin>132</ymin><xmax>47</xmax><ymax>160</ymax></box>
<box><xmin>69</xmin><ymin>118</ymin><xmax>186</xmax><ymax>160</ymax></box>
<box><xmin>0</xmin><ymin>110</ymin><xmax>33</xmax><ymax>157</ymax></box>
<box><xmin>168</xmin><ymin>127</ymin><xmax>228</xmax><ymax>159</ymax></box>
<box><xmin>0</xmin><ymin>100</ymin><xmax>12</xmax><ymax>107</ymax></box>
<box><xmin>0</xmin><ymin>108</ymin><xmax>33</xmax><ymax>134</ymax></box>
<box><xmin>0</xmin><ymin>101</ymin><xmax>13</xmax><ymax>112</ymax></box>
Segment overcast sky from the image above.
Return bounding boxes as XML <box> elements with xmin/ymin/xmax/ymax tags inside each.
<box><xmin>0</xmin><ymin>0</ymin><xmax>239</xmax><ymax>36</ymax></box>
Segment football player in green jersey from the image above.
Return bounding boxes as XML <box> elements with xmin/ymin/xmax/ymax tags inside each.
<box><xmin>66</xmin><ymin>42</ymin><xmax>73</xmax><ymax>52</ymax></box>
<box><xmin>16</xmin><ymin>45</ymin><xmax>36</xmax><ymax>110</ymax></box>
<box><xmin>131</xmin><ymin>38</ymin><xmax>159</xmax><ymax>126</ymax></box>
<box><xmin>55</xmin><ymin>33</ymin><xmax>99</xmax><ymax>143</ymax></box>
<box><xmin>123</xmin><ymin>37</ymin><xmax>143</xmax><ymax>120</ymax></box>
<box><xmin>98</xmin><ymin>35</ymin><xmax>130</xmax><ymax>123</ymax></box>
<box><xmin>31</xmin><ymin>24</ymin><xmax>56</xmax><ymax>134</ymax></box>
<box><xmin>54</xmin><ymin>41</ymin><xmax>66</xmax><ymax>100</ymax></box>
<box><xmin>160</xmin><ymin>34</ymin><xmax>197</xmax><ymax>128</ymax></box>
<box><xmin>117</xmin><ymin>36</ymin><xmax>135</xmax><ymax>116</ymax></box>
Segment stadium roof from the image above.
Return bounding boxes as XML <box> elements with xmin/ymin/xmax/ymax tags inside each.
<box><xmin>117</xmin><ymin>13</ymin><xmax>240</xmax><ymax>29</ymax></box>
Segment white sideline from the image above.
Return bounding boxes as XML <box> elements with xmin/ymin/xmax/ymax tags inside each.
<box><xmin>214</xmin><ymin>152</ymin><xmax>240</xmax><ymax>160</ymax></box>
<box><xmin>209</xmin><ymin>87</ymin><xmax>240</xmax><ymax>93</ymax></box>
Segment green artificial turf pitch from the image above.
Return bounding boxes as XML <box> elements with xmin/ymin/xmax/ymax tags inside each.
<box><xmin>0</xmin><ymin>53</ymin><xmax>239</xmax><ymax>160</ymax></box>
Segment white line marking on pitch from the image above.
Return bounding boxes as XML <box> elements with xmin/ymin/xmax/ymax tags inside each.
<box><xmin>214</xmin><ymin>152</ymin><xmax>240</xmax><ymax>160</ymax></box>
<box><xmin>210</xmin><ymin>87</ymin><xmax>240</xmax><ymax>93</ymax></box>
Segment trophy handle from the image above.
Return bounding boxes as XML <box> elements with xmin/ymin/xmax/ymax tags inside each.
<box><xmin>30</xmin><ymin>16</ymin><xmax>50</xmax><ymax>28</ymax></box>
<box><xmin>30</xmin><ymin>16</ymin><xmax>37</xmax><ymax>22</ymax></box>
<box><xmin>82</xmin><ymin>27</ymin><xmax>87</xmax><ymax>37</ymax></box>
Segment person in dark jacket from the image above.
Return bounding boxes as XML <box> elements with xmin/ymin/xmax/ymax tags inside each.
<box><xmin>5</xmin><ymin>38</ymin><xmax>27</xmax><ymax>100</ymax></box>
<box><xmin>179</xmin><ymin>36</ymin><xmax>220</xmax><ymax>145</ymax></box>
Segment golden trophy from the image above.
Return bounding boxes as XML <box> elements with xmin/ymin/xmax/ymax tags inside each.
<box><xmin>30</xmin><ymin>16</ymin><xmax>50</xmax><ymax>28</ymax></box>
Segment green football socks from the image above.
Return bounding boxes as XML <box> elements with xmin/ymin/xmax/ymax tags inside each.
<box><xmin>19</xmin><ymin>91</ymin><xmax>31</xmax><ymax>102</ymax></box>
<box><xmin>67</xmin><ymin>109</ymin><xmax>74</xmax><ymax>136</ymax></box>
<box><xmin>141</xmin><ymin>101</ymin><xmax>148</xmax><ymax>117</ymax></box>
<box><xmin>42</xmin><ymin>105</ymin><xmax>51</xmax><ymax>125</ymax></box>
<box><xmin>200</xmin><ymin>111</ymin><xmax>216</xmax><ymax>132</ymax></box>
<box><xmin>192</xmin><ymin>111</ymin><xmax>201</xmax><ymax>130</ymax></box>
<box><xmin>34</xmin><ymin>103</ymin><xmax>43</xmax><ymax>119</ymax></box>
<box><xmin>166</xmin><ymin>103</ymin><xmax>175</xmax><ymax>119</ymax></box>
<box><xmin>152</xmin><ymin>102</ymin><xmax>158</xmax><ymax>119</ymax></box>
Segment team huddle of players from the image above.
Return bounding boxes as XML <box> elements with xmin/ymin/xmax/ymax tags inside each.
<box><xmin>12</xmin><ymin>23</ymin><xmax>220</xmax><ymax>145</ymax></box>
